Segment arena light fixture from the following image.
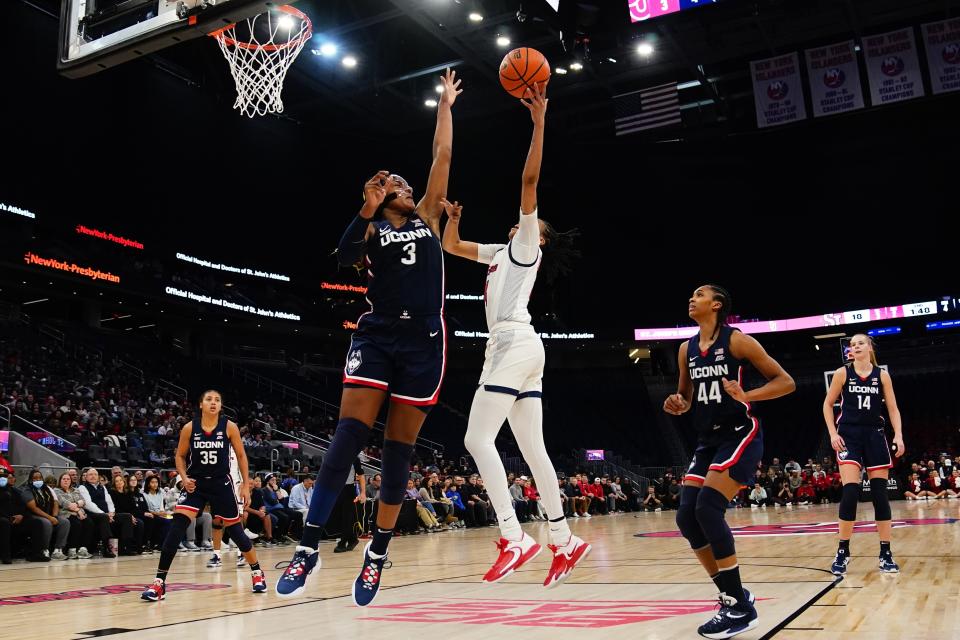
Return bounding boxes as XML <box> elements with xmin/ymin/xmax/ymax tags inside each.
<box><xmin>496</xmin><ymin>35</ymin><xmax>511</xmax><ymax>47</ymax></box>
<box><xmin>637</xmin><ymin>42</ymin><xmax>654</xmax><ymax>56</ymax></box>
<box><xmin>342</xmin><ymin>55</ymin><xmax>358</xmax><ymax>68</ymax></box>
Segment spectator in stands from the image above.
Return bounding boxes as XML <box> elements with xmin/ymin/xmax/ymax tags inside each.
<box><xmin>288</xmin><ymin>475</ymin><xmax>314</xmax><ymax>522</ymax></box>
<box><xmin>796</xmin><ymin>480</ymin><xmax>816</xmax><ymax>505</ymax></box>
<box><xmin>938</xmin><ymin>455</ymin><xmax>954</xmax><ymax>481</ymax></box>
<box><xmin>461</xmin><ymin>475</ymin><xmax>493</xmax><ymax>526</ymax></box>
<box><xmin>0</xmin><ymin>468</ymin><xmax>46</xmax><ymax>562</ymax></box>
<box><xmin>264</xmin><ymin>474</ymin><xmax>299</xmax><ymax>541</ymax></box>
<box><xmin>77</xmin><ymin>467</ymin><xmax>118</xmax><ymax>557</ymax></box>
<box><xmin>366</xmin><ymin>474</ymin><xmax>381</xmax><ymax>501</ymax></box>
<box><xmin>54</xmin><ymin>472</ymin><xmax>94</xmax><ymax>559</ymax></box>
<box><xmin>903</xmin><ymin>473</ymin><xmax>925</xmax><ymax>500</ymax></box>
<box><xmin>420</xmin><ymin>476</ymin><xmax>449</xmax><ymax>525</ymax></box>
<box><xmin>108</xmin><ymin>474</ymin><xmax>143</xmax><ymax>555</ymax></box>
<box><xmin>245</xmin><ymin>476</ymin><xmax>276</xmax><ymax>546</ymax></box>
<box><xmin>926</xmin><ymin>470</ymin><xmax>948</xmax><ymax>499</ymax></box>
<box><xmin>557</xmin><ymin>477</ymin><xmax>571</xmax><ymax>517</ymax></box>
<box><xmin>509</xmin><ymin>476</ymin><xmax>530</xmax><ymax>523</ymax></box>
<box><xmin>68</xmin><ymin>468</ymin><xmax>80</xmax><ymax>488</ymax></box>
<box><xmin>948</xmin><ymin>469</ymin><xmax>960</xmax><ymax>498</ymax></box>
<box><xmin>812</xmin><ymin>467</ymin><xmax>830</xmax><ymax>504</ymax></box>
<box><xmin>410</xmin><ymin>465</ymin><xmax>423</xmax><ymax>483</ymax></box>
<box><xmin>601</xmin><ymin>477</ymin><xmax>616</xmax><ymax>514</ymax></box>
<box><xmin>442</xmin><ymin>478</ymin><xmax>467</xmax><ymax>528</ymax></box>
<box><xmin>610</xmin><ymin>477</ymin><xmax>629</xmax><ymax>513</ymax></box>
<box><xmin>769</xmin><ymin>458</ymin><xmax>782</xmax><ymax>475</ymax></box>
<box><xmin>110</xmin><ymin>466</ymin><xmax>124</xmax><ymax>481</ymax></box>
<box><xmin>784</xmin><ymin>459</ymin><xmax>801</xmax><ymax>475</ymax></box>
<box><xmin>787</xmin><ymin>470</ymin><xmax>803</xmax><ymax>495</ymax></box>
<box><xmin>774</xmin><ymin>479</ymin><xmax>795</xmax><ymax>507</ymax></box>
<box><xmin>641</xmin><ymin>486</ymin><xmax>663</xmax><ymax>512</ymax></box>
<box><xmin>280</xmin><ymin>468</ymin><xmax>298</xmax><ymax>494</ymax></box>
<box><xmin>141</xmin><ymin>475</ymin><xmax>171</xmax><ymax>551</ymax></box>
<box><xmin>406</xmin><ymin>479</ymin><xmax>441</xmax><ymax>531</ymax></box>
<box><xmin>665</xmin><ymin>478</ymin><xmax>681</xmax><ymax>510</ymax></box>
<box><xmin>23</xmin><ymin>468</ymin><xmax>70</xmax><ymax>560</ymax></box>
<box><xmin>621</xmin><ymin>478</ymin><xmax>640</xmax><ymax>511</ymax></box>
<box><xmin>565</xmin><ymin>475</ymin><xmax>587</xmax><ymax>517</ymax></box>
<box><xmin>524</xmin><ymin>479</ymin><xmax>546</xmax><ymax>521</ymax></box>
<box><xmin>588</xmin><ymin>478</ymin><xmax>608</xmax><ymax>515</ymax></box>
<box><xmin>747</xmin><ymin>484</ymin><xmax>769</xmax><ymax>508</ymax></box>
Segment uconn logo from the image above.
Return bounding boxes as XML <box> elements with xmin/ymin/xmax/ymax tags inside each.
<box><xmin>848</xmin><ymin>384</ymin><xmax>880</xmax><ymax>394</ymax></box>
<box><xmin>690</xmin><ymin>364</ymin><xmax>729</xmax><ymax>379</ymax></box>
<box><xmin>194</xmin><ymin>440</ymin><xmax>226</xmax><ymax>449</ymax></box>
<box><xmin>380</xmin><ymin>227</ymin><xmax>432</xmax><ymax>246</ymax></box>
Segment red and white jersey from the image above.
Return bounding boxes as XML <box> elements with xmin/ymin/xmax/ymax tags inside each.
<box><xmin>476</xmin><ymin>208</ymin><xmax>542</xmax><ymax>334</ymax></box>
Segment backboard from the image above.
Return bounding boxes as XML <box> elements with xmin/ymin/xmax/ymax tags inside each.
<box><xmin>58</xmin><ymin>0</ymin><xmax>290</xmax><ymax>77</ymax></box>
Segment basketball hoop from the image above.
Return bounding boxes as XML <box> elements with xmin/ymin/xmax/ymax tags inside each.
<box><xmin>209</xmin><ymin>5</ymin><xmax>312</xmax><ymax>118</ymax></box>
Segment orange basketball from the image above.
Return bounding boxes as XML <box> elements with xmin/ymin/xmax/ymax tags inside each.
<box><xmin>499</xmin><ymin>47</ymin><xmax>551</xmax><ymax>98</ymax></box>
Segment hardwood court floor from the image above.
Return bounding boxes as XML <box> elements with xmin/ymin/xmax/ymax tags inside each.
<box><xmin>1</xmin><ymin>500</ymin><xmax>957</xmax><ymax>639</ymax></box>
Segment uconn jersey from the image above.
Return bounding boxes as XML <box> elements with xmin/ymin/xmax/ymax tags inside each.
<box><xmin>686</xmin><ymin>326</ymin><xmax>758</xmax><ymax>445</ymax></box>
<box><xmin>364</xmin><ymin>215</ymin><xmax>444</xmax><ymax>317</ymax></box>
<box><xmin>473</xmin><ymin>210</ymin><xmax>544</xmax><ymax>397</ymax></box>
<box><xmin>837</xmin><ymin>364</ymin><xmax>884</xmax><ymax>426</ymax></box>
<box><xmin>683</xmin><ymin>326</ymin><xmax>763</xmax><ymax>485</ymax></box>
<box><xmin>342</xmin><ymin>212</ymin><xmax>447</xmax><ymax>407</ymax></box>
<box><xmin>186</xmin><ymin>415</ymin><xmax>231</xmax><ymax>478</ymax></box>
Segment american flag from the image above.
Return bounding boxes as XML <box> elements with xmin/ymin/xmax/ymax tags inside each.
<box><xmin>614</xmin><ymin>82</ymin><xmax>681</xmax><ymax>136</ymax></box>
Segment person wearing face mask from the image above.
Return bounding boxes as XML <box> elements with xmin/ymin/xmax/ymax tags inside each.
<box><xmin>23</xmin><ymin>468</ymin><xmax>71</xmax><ymax>560</ymax></box>
<box><xmin>0</xmin><ymin>467</ymin><xmax>47</xmax><ymax>563</ymax></box>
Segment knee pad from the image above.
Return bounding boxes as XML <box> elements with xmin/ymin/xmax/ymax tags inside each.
<box><xmin>870</xmin><ymin>478</ymin><xmax>891</xmax><ymax>521</ymax></box>
<box><xmin>695</xmin><ymin>486</ymin><xmax>735</xmax><ymax>560</ymax></box>
<box><xmin>317</xmin><ymin>418</ymin><xmax>370</xmax><ymax>492</ymax></box>
<box><xmin>839</xmin><ymin>482</ymin><xmax>860</xmax><ymax>521</ymax></box>
<box><xmin>162</xmin><ymin>513</ymin><xmax>191</xmax><ymax>553</ymax></box>
<box><xmin>226</xmin><ymin>523</ymin><xmax>253</xmax><ymax>552</ymax></box>
<box><xmin>676</xmin><ymin>486</ymin><xmax>708</xmax><ymax>550</ymax></box>
<box><xmin>379</xmin><ymin>439</ymin><xmax>414</xmax><ymax>505</ymax></box>
<box><xmin>212</xmin><ymin>520</ymin><xmax>224</xmax><ymax>531</ymax></box>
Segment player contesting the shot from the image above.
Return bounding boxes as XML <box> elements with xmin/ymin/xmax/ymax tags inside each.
<box><xmin>276</xmin><ymin>68</ymin><xmax>462</xmax><ymax>606</ymax></box>
<box><xmin>823</xmin><ymin>333</ymin><xmax>905</xmax><ymax>576</ymax></box>
<box><xmin>664</xmin><ymin>286</ymin><xmax>795</xmax><ymax>639</ymax></box>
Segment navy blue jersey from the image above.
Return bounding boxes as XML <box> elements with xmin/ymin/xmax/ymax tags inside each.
<box><xmin>186</xmin><ymin>415</ymin><xmax>231</xmax><ymax>478</ymax></box>
<box><xmin>363</xmin><ymin>214</ymin><xmax>444</xmax><ymax>317</ymax></box>
<box><xmin>837</xmin><ymin>364</ymin><xmax>885</xmax><ymax>426</ymax></box>
<box><xmin>687</xmin><ymin>325</ymin><xmax>756</xmax><ymax>443</ymax></box>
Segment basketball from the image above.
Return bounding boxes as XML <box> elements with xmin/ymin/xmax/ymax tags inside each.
<box><xmin>499</xmin><ymin>47</ymin><xmax>551</xmax><ymax>98</ymax></box>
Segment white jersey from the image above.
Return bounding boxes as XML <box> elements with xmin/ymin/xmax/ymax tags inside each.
<box><xmin>476</xmin><ymin>208</ymin><xmax>542</xmax><ymax>333</ymax></box>
<box><xmin>229</xmin><ymin>448</ymin><xmax>243</xmax><ymax>506</ymax></box>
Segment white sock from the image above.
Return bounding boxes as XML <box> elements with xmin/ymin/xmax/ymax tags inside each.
<box><xmin>508</xmin><ymin>395</ymin><xmax>572</xmax><ymax>546</ymax></box>
<box><xmin>464</xmin><ymin>389</ymin><xmax>523</xmax><ymax>541</ymax></box>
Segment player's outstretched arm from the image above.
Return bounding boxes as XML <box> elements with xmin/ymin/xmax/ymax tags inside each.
<box><xmin>417</xmin><ymin>68</ymin><xmax>462</xmax><ymax>228</ymax></box>
<box><xmin>440</xmin><ymin>198</ymin><xmax>480</xmax><ymax>261</ymax></box>
<box><xmin>519</xmin><ymin>82</ymin><xmax>547</xmax><ymax>216</ymax></box>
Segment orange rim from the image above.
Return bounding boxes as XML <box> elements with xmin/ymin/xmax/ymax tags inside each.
<box><xmin>208</xmin><ymin>5</ymin><xmax>312</xmax><ymax>52</ymax></box>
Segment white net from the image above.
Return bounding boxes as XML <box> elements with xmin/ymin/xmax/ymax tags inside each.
<box><xmin>211</xmin><ymin>5</ymin><xmax>312</xmax><ymax>118</ymax></box>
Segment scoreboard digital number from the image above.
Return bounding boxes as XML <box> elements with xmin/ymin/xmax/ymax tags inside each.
<box><xmin>903</xmin><ymin>301</ymin><xmax>937</xmax><ymax>317</ymax></box>
<box><xmin>628</xmin><ymin>0</ymin><xmax>721</xmax><ymax>23</ymax></box>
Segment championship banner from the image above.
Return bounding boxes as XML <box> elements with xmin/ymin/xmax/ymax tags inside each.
<box><xmin>750</xmin><ymin>52</ymin><xmax>808</xmax><ymax>128</ymax></box>
<box><xmin>921</xmin><ymin>18</ymin><xmax>960</xmax><ymax>95</ymax></box>
<box><xmin>804</xmin><ymin>40</ymin><xmax>865</xmax><ymax>117</ymax></box>
<box><xmin>863</xmin><ymin>27</ymin><xmax>925</xmax><ymax>105</ymax></box>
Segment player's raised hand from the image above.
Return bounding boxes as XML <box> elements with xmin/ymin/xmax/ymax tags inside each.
<box><xmin>439</xmin><ymin>68</ymin><xmax>463</xmax><ymax>107</ymax></box>
<box><xmin>663</xmin><ymin>393</ymin><xmax>689</xmax><ymax>415</ymax></box>
<box><xmin>361</xmin><ymin>170</ymin><xmax>389</xmax><ymax>217</ymax></box>
<box><xmin>440</xmin><ymin>198</ymin><xmax>462</xmax><ymax>223</ymax></box>
<box><xmin>520</xmin><ymin>82</ymin><xmax>548</xmax><ymax>126</ymax></box>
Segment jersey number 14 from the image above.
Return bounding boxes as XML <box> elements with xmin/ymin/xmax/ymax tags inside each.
<box><xmin>858</xmin><ymin>395</ymin><xmax>871</xmax><ymax>410</ymax></box>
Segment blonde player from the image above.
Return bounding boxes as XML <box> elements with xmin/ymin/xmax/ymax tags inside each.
<box><xmin>441</xmin><ymin>82</ymin><xmax>586</xmax><ymax>588</ymax></box>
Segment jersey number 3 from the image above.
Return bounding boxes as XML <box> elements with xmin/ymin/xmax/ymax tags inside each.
<box><xmin>697</xmin><ymin>381</ymin><xmax>722</xmax><ymax>404</ymax></box>
<box><xmin>199</xmin><ymin>451</ymin><xmax>218</xmax><ymax>465</ymax></box>
<box><xmin>401</xmin><ymin>242</ymin><xmax>417</xmax><ymax>265</ymax></box>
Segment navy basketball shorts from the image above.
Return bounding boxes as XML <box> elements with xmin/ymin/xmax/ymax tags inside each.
<box><xmin>342</xmin><ymin>312</ymin><xmax>446</xmax><ymax>407</ymax></box>
<box><xmin>176</xmin><ymin>476</ymin><xmax>242</xmax><ymax>523</ymax></box>
<box><xmin>685</xmin><ymin>423</ymin><xmax>763</xmax><ymax>486</ymax></box>
<box><xmin>836</xmin><ymin>423</ymin><xmax>892</xmax><ymax>471</ymax></box>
